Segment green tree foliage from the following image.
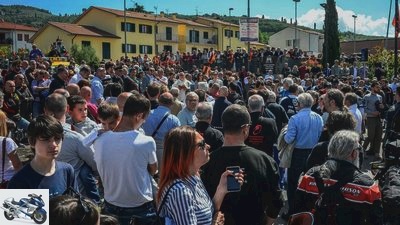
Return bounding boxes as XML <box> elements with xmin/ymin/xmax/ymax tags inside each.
<box><xmin>368</xmin><ymin>47</ymin><xmax>400</xmax><ymax>79</ymax></box>
<box><xmin>126</xmin><ymin>3</ymin><xmax>149</xmax><ymax>13</ymax></box>
<box><xmin>70</xmin><ymin>44</ymin><xmax>99</xmax><ymax>68</ymax></box>
<box><xmin>322</xmin><ymin>0</ymin><xmax>340</xmax><ymax>66</ymax></box>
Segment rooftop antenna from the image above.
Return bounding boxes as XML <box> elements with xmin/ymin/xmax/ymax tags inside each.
<box><xmin>196</xmin><ymin>6</ymin><xmax>198</xmax><ymax>16</ymax></box>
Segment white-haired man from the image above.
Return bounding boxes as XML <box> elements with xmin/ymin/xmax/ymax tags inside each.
<box><xmin>283</xmin><ymin>92</ymin><xmax>323</xmax><ymax>218</ymax></box>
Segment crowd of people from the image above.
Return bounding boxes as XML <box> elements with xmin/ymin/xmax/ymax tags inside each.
<box><xmin>0</xmin><ymin>43</ymin><xmax>399</xmax><ymax>225</ymax></box>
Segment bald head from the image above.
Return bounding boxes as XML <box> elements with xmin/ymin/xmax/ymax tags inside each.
<box><xmin>80</xmin><ymin>86</ymin><xmax>92</xmax><ymax>101</ymax></box>
<box><xmin>117</xmin><ymin>92</ymin><xmax>133</xmax><ymax>112</ymax></box>
<box><xmin>45</xmin><ymin>93</ymin><xmax>68</xmax><ymax>120</ymax></box>
<box><xmin>66</xmin><ymin>83</ymin><xmax>80</xmax><ymax>96</ymax></box>
<box><xmin>4</xmin><ymin>80</ymin><xmax>15</xmax><ymax>94</ymax></box>
<box><xmin>54</xmin><ymin>88</ymin><xmax>70</xmax><ymax>98</ymax></box>
<box><xmin>159</xmin><ymin>92</ymin><xmax>174</xmax><ymax>107</ymax></box>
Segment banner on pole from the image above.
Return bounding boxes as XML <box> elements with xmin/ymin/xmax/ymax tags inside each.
<box><xmin>239</xmin><ymin>18</ymin><xmax>259</xmax><ymax>42</ymax></box>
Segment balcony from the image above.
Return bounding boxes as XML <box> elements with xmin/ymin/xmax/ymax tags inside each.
<box><xmin>156</xmin><ymin>33</ymin><xmax>178</xmax><ymax>42</ymax></box>
<box><xmin>0</xmin><ymin>38</ymin><xmax>13</xmax><ymax>45</ymax></box>
<box><xmin>186</xmin><ymin>39</ymin><xmax>217</xmax><ymax>45</ymax></box>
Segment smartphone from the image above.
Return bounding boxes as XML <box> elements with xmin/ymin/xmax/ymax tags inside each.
<box><xmin>226</xmin><ymin>166</ymin><xmax>241</xmax><ymax>192</ymax></box>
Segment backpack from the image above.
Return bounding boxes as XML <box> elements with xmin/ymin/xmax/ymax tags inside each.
<box><xmin>312</xmin><ymin>171</ymin><xmax>351</xmax><ymax>225</ymax></box>
<box><xmin>380</xmin><ymin>164</ymin><xmax>400</xmax><ymax>216</ymax></box>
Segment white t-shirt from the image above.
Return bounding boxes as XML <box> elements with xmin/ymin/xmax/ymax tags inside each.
<box><xmin>93</xmin><ymin>130</ymin><xmax>157</xmax><ymax>207</ymax></box>
<box><xmin>0</xmin><ymin>137</ymin><xmax>18</xmax><ymax>181</ymax></box>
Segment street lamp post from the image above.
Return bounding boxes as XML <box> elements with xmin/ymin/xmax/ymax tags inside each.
<box><xmin>293</xmin><ymin>0</ymin><xmax>300</xmax><ymax>48</ymax></box>
<box><xmin>352</xmin><ymin>14</ymin><xmax>357</xmax><ymax>54</ymax></box>
<box><xmin>247</xmin><ymin>0</ymin><xmax>251</xmax><ymax>64</ymax></box>
<box><xmin>154</xmin><ymin>6</ymin><xmax>158</xmax><ymax>55</ymax></box>
<box><xmin>124</xmin><ymin>0</ymin><xmax>127</xmax><ymax>58</ymax></box>
<box><xmin>229</xmin><ymin>8</ymin><xmax>234</xmax><ymax>50</ymax></box>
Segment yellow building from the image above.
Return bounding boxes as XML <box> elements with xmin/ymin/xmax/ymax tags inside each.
<box><xmin>30</xmin><ymin>21</ymin><xmax>120</xmax><ymax>60</ymax></box>
<box><xmin>170</xmin><ymin>16</ymin><xmax>218</xmax><ymax>53</ymax></box>
<box><xmin>75</xmin><ymin>6</ymin><xmax>181</xmax><ymax>57</ymax></box>
<box><xmin>195</xmin><ymin>17</ymin><xmax>248</xmax><ymax>51</ymax></box>
<box><xmin>31</xmin><ymin>6</ymin><xmax>262</xmax><ymax>60</ymax></box>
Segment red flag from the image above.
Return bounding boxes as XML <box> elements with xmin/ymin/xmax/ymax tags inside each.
<box><xmin>393</xmin><ymin>5</ymin><xmax>400</xmax><ymax>37</ymax></box>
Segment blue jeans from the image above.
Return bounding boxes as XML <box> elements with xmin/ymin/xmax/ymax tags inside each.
<box><xmin>104</xmin><ymin>201</ymin><xmax>157</xmax><ymax>225</ymax></box>
<box><xmin>79</xmin><ymin>163</ymin><xmax>101</xmax><ymax>204</ymax></box>
<box><xmin>32</xmin><ymin>101</ymin><xmax>43</xmax><ymax>118</ymax></box>
<box><xmin>16</xmin><ymin>117</ymin><xmax>30</xmax><ymax>131</ymax></box>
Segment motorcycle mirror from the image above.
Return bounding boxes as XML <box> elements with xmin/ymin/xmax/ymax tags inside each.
<box><xmin>28</xmin><ymin>194</ymin><xmax>32</xmax><ymax>197</ymax></box>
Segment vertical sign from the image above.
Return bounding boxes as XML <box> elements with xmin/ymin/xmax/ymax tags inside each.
<box><xmin>239</xmin><ymin>17</ymin><xmax>259</xmax><ymax>42</ymax></box>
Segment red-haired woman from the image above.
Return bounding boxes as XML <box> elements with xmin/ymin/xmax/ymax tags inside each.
<box><xmin>157</xmin><ymin>126</ymin><xmax>243</xmax><ymax>225</ymax></box>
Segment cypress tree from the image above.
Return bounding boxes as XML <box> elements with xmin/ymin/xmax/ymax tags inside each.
<box><xmin>322</xmin><ymin>0</ymin><xmax>340</xmax><ymax>66</ymax></box>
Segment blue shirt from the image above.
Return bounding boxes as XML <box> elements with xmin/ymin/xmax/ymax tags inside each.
<box><xmin>159</xmin><ymin>175</ymin><xmax>213</xmax><ymax>225</ymax></box>
<box><xmin>142</xmin><ymin>106</ymin><xmax>181</xmax><ymax>141</ymax></box>
<box><xmin>177</xmin><ymin>107</ymin><xmax>198</xmax><ymax>128</ymax></box>
<box><xmin>91</xmin><ymin>76</ymin><xmax>104</xmax><ymax>105</ymax></box>
<box><xmin>284</xmin><ymin>108</ymin><xmax>323</xmax><ymax>149</ymax></box>
<box><xmin>8</xmin><ymin>161</ymin><xmax>77</xmax><ymax>198</ymax></box>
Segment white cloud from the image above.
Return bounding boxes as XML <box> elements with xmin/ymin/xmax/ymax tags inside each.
<box><xmin>296</xmin><ymin>6</ymin><xmax>393</xmax><ymax>37</ymax></box>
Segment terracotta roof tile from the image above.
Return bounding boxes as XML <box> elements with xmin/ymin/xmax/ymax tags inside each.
<box><xmin>48</xmin><ymin>22</ymin><xmax>120</xmax><ymax>38</ymax></box>
<box><xmin>171</xmin><ymin>18</ymin><xmax>211</xmax><ymax>28</ymax></box>
<box><xmin>91</xmin><ymin>6</ymin><xmax>180</xmax><ymax>24</ymax></box>
<box><xmin>197</xmin><ymin>17</ymin><xmax>239</xmax><ymax>27</ymax></box>
<box><xmin>0</xmin><ymin>21</ymin><xmax>38</xmax><ymax>32</ymax></box>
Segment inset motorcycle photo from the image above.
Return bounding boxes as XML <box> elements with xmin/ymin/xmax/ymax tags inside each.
<box><xmin>0</xmin><ymin>189</ymin><xmax>49</xmax><ymax>225</ymax></box>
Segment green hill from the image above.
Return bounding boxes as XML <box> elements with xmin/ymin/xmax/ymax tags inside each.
<box><xmin>0</xmin><ymin>5</ymin><xmax>78</xmax><ymax>28</ymax></box>
<box><xmin>0</xmin><ymin>4</ymin><xmax>383</xmax><ymax>43</ymax></box>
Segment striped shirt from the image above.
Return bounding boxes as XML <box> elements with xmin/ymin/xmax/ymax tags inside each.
<box><xmin>159</xmin><ymin>175</ymin><xmax>214</xmax><ymax>225</ymax></box>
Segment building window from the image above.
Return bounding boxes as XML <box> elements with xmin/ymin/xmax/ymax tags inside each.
<box><xmin>122</xmin><ymin>44</ymin><xmax>136</xmax><ymax>53</ymax></box>
<box><xmin>166</xmin><ymin>27</ymin><xmax>172</xmax><ymax>40</ymax></box>
<box><xmin>224</xmin><ymin>29</ymin><xmax>233</xmax><ymax>37</ymax></box>
<box><xmin>189</xmin><ymin>30</ymin><xmax>199</xmax><ymax>43</ymax></box>
<box><xmin>164</xmin><ymin>45</ymin><xmax>172</xmax><ymax>52</ymax></box>
<box><xmin>82</xmin><ymin>41</ymin><xmax>91</xmax><ymax>47</ymax></box>
<box><xmin>203</xmin><ymin>31</ymin><xmax>209</xmax><ymax>39</ymax></box>
<box><xmin>17</xmin><ymin>34</ymin><xmax>23</xmax><ymax>41</ymax></box>
<box><xmin>235</xmin><ymin>31</ymin><xmax>240</xmax><ymax>38</ymax></box>
<box><xmin>121</xmin><ymin>22</ymin><xmax>135</xmax><ymax>32</ymax></box>
<box><xmin>24</xmin><ymin>34</ymin><xmax>29</xmax><ymax>41</ymax></box>
<box><xmin>139</xmin><ymin>45</ymin><xmax>153</xmax><ymax>54</ymax></box>
<box><xmin>286</xmin><ymin>40</ymin><xmax>292</xmax><ymax>47</ymax></box>
<box><xmin>139</xmin><ymin>24</ymin><xmax>152</xmax><ymax>34</ymax></box>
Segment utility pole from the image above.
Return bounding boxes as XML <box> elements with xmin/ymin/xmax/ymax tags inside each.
<box><xmin>352</xmin><ymin>14</ymin><xmax>357</xmax><ymax>54</ymax></box>
<box><xmin>395</xmin><ymin>0</ymin><xmax>399</xmax><ymax>78</ymax></box>
<box><xmin>293</xmin><ymin>0</ymin><xmax>300</xmax><ymax>48</ymax></box>
<box><xmin>124</xmin><ymin>0</ymin><xmax>127</xmax><ymax>58</ymax></box>
<box><xmin>247</xmin><ymin>0</ymin><xmax>250</xmax><ymax>66</ymax></box>
<box><xmin>154</xmin><ymin>6</ymin><xmax>158</xmax><ymax>55</ymax></box>
<box><xmin>229</xmin><ymin>8</ymin><xmax>234</xmax><ymax>50</ymax></box>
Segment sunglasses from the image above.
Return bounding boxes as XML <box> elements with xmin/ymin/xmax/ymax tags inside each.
<box><xmin>64</xmin><ymin>188</ymin><xmax>90</xmax><ymax>225</ymax></box>
<box><xmin>240</xmin><ymin>123</ymin><xmax>252</xmax><ymax>128</ymax></box>
<box><xmin>197</xmin><ymin>139</ymin><xmax>207</xmax><ymax>151</ymax></box>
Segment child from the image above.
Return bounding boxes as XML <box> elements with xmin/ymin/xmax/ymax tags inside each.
<box><xmin>8</xmin><ymin>115</ymin><xmax>77</xmax><ymax>198</ymax></box>
<box><xmin>82</xmin><ymin>103</ymin><xmax>120</xmax><ymax>147</ymax></box>
<box><xmin>66</xmin><ymin>95</ymin><xmax>98</xmax><ymax>136</ymax></box>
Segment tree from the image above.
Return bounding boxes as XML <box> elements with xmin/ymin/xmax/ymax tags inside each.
<box><xmin>127</xmin><ymin>3</ymin><xmax>148</xmax><ymax>13</ymax></box>
<box><xmin>322</xmin><ymin>0</ymin><xmax>340</xmax><ymax>66</ymax></box>
<box><xmin>70</xmin><ymin>44</ymin><xmax>99</xmax><ymax>68</ymax></box>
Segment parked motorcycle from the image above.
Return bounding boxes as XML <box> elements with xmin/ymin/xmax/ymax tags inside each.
<box><xmin>0</xmin><ymin>193</ymin><xmax>47</xmax><ymax>224</ymax></box>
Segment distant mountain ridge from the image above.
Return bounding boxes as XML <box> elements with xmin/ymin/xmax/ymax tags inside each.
<box><xmin>0</xmin><ymin>4</ymin><xmax>384</xmax><ymax>43</ymax></box>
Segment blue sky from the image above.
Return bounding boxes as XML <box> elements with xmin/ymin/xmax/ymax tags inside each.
<box><xmin>0</xmin><ymin>0</ymin><xmax>394</xmax><ymax>36</ymax></box>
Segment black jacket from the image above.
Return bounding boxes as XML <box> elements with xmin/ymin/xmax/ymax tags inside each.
<box><xmin>245</xmin><ymin>112</ymin><xmax>278</xmax><ymax>156</ymax></box>
<box><xmin>195</xmin><ymin>121</ymin><xmax>224</xmax><ymax>153</ymax></box>
<box><xmin>296</xmin><ymin>159</ymin><xmax>383</xmax><ymax>225</ymax></box>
